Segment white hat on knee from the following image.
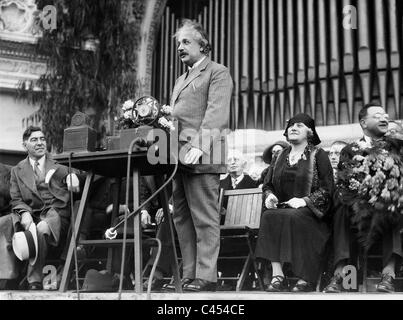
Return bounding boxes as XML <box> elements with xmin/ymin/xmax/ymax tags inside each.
<box><xmin>12</xmin><ymin>223</ymin><xmax>38</xmax><ymax>266</ymax></box>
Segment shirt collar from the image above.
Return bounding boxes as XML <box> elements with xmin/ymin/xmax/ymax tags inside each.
<box><xmin>231</xmin><ymin>173</ymin><xmax>245</xmax><ymax>187</ymax></box>
<box><xmin>29</xmin><ymin>155</ymin><xmax>45</xmax><ymax>171</ymax></box>
<box><xmin>363</xmin><ymin>135</ymin><xmax>372</xmax><ymax>145</ymax></box>
<box><xmin>363</xmin><ymin>134</ymin><xmax>384</xmax><ymax>147</ymax></box>
<box><xmin>189</xmin><ymin>56</ymin><xmax>206</xmax><ymax>70</ymax></box>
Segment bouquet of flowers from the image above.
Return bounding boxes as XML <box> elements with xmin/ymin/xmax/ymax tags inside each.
<box><xmin>117</xmin><ymin>97</ymin><xmax>175</xmax><ymax>132</ymax></box>
<box><xmin>336</xmin><ymin>138</ymin><xmax>403</xmax><ymax>248</ymax></box>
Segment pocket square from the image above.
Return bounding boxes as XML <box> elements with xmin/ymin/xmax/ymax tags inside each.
<box><xmin>45</xmin><ymin>169</ymin><xmax>56</xmax><ymax>184</ymax></box>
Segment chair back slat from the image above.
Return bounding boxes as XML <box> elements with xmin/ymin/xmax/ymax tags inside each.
<box><xmin>223</xmin><ymin>188</ymin><xmax>262</xmax><ymax>229</ymax></box>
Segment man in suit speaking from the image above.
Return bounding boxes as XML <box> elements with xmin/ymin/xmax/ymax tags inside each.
<box><xmin>167</xmin><ymin>19</ymin><xmax>233</xmax><ymax>292</ymax></box>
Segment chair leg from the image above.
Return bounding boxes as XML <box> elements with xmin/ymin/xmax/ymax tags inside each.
<box><xmin>236</xmin><ymin>254</ymin><xmax>251</xmax><ymax>291</ymax></box>
<box><xmin>246</xmin><ymin>234</ymin><xmax>264</xmax><ymax>291</ymax></box>
<box><xmin>362</xmin><ymin>251</ymin><xmax>368</xmax><ymax>293</ymax></box>
<box><xmin>316</xmin><ymin>272</ymin><xmax>322</xmax><ymax>292</ymax></box>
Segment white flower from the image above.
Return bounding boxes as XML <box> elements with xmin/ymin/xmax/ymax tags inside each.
<box><xmin>353</xmin><ymin>155</ymin><xmax>365</xmax><ymax>162</ymax></box>
<box><xmin>356</xmin><ymin>140</ymin><xmax>369</xmax><ymax>150</ymax></box>
<box><xmin>158</xmin><ymin>117</ymin><xmax>175</xmax><ymax>131</ymax></box>
<box><xmin>123</xmin><ymin>110</ymin><xmax>132</xmax><ymax>119</ymax></box>
<box><xmin>161</xmin><ymin>104</ymin><xmax>173</xmax><ymax>115</ymax></box>
<box><xmin>122</xmin><ymin>99</ymin><xmax>134</xmax><ymax>111</ymax></box>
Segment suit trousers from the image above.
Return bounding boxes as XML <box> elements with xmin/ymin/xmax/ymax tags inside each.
<box><xmin>28</xmin><ymin>207</ymin><xmax>69</xmax><ymax>283</ymax></box>
<box><xmin>147</xmin><ymin>219</ymin><xmax>175</xmax><ymax>276</ymax></box>
<box><xmin>333</xmin><ymin>203</ymin><xmax>403</xmax><ymax>268</ymax></box>
<box><xmin>173</xmin><ymin>172</ymin><xmax>220</xmax><ymax>282</ymax></box>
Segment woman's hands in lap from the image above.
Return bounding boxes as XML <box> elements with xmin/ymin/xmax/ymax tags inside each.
<box><xmin>284</xmin><ymin>197</ymin><xmax>306</xmax><ymax>209</ymax></box>
<box><xmin>265</xmin><ymin>193</ymin><xmax>279</xmax><ymax>209</ymax></box>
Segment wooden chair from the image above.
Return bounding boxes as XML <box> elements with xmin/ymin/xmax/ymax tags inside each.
<box><xmin>218</xmin><ymin>188</ymin><xmax>264</xmax><ymax>291</ymax></box>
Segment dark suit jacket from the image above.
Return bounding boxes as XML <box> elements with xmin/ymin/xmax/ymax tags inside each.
<box><xmin>10</xmin><ymin>155</ymin><xmax>75</xmax><ymax>218</ymax></box>
<box><xmin>219</xmin><ymin>174</ymin><xmax>258</xmax><ymax>191</ymax></box>
<box><xmin>171</xmin><ymin>57</ymin><xmax>233</xmax><ymax>174</ymax></box>
<box><xmin>140</xmin><ymin>176</ymin><xmax>172</xmax><ymax>219</ymax></box>
<box><xmin>219</xmin><ymin>174</ymin><xmax>259</xmax><ymax>209</ymax></box>
<box><xmin>0</xmin><ymin>163</ymin><xmax>11</xmax><ymax>215</ymax></box>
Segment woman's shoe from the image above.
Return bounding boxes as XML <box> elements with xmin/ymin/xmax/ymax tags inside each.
<box><xmin>265</xmin><ymin>275</ymin><xmax>289</xmax><ymax>292</ymax></box>
<box><xmin>291</xmin><ymin>280</ymin><xmax>314</xmax><ymax>292</ymax></box>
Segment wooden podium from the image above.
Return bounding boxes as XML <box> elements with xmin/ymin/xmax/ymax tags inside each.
<box><xmin>53</xmin><ymin>149</ymin><xmax>181</xmax><ymax>293</ymax></box>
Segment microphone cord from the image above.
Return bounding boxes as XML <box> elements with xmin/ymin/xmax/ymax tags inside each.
<box><xmin>117</xmin><ymin>138</ymin><xmax>178</xmax><ymax>300</ymax></box>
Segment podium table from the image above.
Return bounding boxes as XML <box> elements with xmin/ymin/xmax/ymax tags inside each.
<box><xmin>54</xmin><ymin>149</ymin><xmax>181</xmax><ymax>293</ymax></box>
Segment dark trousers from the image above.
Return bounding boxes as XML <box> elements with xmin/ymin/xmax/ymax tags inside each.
<box><xmin>28</xmin><ymin>208</ymin><xmax>69</xmax><ymax>283</ymax></box>
<box><xmin>333</xmin><ymin>204</ymin><xmax>403</xmax><ymax>268</ymax></box>
<box><xmin>111</xmin><ymin>218</ymin><xmax>175</xmax><ymax>278</ymax></box>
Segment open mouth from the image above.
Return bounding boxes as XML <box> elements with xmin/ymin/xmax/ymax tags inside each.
<box><xmin>179</xmin><ymin>52</ymin><xmax>188</xmax><ymax>59</ymax></box>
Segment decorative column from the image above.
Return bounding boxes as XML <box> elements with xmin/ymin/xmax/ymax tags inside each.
<box><xmin>0</xmin><ymin>0</ymin><xmax>46</xmax><ymax>91</ymax></box>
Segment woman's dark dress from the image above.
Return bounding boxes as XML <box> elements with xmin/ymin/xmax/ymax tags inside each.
<box><xmin>255</xmin><ymin>146</ymin><xmax>334</xmax><ymax>284</ymax></box>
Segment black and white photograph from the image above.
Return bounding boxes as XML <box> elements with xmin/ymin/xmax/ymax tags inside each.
<box><xmin>0</xmin><ymin>0</ymin><xmax>402</xmax><ymax>308</ymax></box>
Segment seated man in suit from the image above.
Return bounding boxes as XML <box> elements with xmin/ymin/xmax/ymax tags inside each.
<box><xmin>328</xmin><ymin>141</ymin><xmax>347</xmax><ymax>182</ymax></box>
<box><xmin>220</xmin><ymin>149</ymin><xmax>258</xmax><ymax>218</ymax></box>
<box><xmin>9</xmin><ymin>126</ymin><xmax>81</xmax><ymax>290</ymax></box>
<box><xmin>218</xmin><ymin>150</ymin><xmax>258</xmax><ymax>290</ymax></box>
<box><xmin>139</xmin><ymin>176</ymin><xmax>175</xmax><ymax>291</ymax></box>
<box><xmin>105</xmin><ymin>176</ymin><xmax>175</xmax><ymax>292</ymax></box>
<box><xmin>324</xmin><ymin>103</ymin><xmax>403</xmax><ymax>293</ymax></box>
<box><xmin>220</xmin><ymin>149</ymin><xmax>258</xmax><ymax>190</ymax></box>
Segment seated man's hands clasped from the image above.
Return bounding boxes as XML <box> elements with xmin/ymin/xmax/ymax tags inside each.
<box><xmin>20</xmin><ymin>211</ymin><xmax>33</xmax><ymax>230</ymax></box>
<box><xmin>141</xmin><ymin>210</ymin><xmax>153</xmax><ymax>228</ymax></box>
<box><xmin>155</xmin><ymin>204</ymin><xmax>173</xmax><ymax>225</ymax></box>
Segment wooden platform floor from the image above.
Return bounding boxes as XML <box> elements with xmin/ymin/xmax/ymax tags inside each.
<box><xmin>1</xmin><ymin>291</ymin><xmax>403</xmax><ymax>300</ymax></box>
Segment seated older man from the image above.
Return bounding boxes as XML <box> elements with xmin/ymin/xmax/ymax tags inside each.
<box><xmin>220</xmin><ymin>150</ymin><xmax>258</xmax><ymax>192</ymax></box>
<box><xmin>328</xmin><ymin>141</ymin><xmax>347</xmax><ymax>181</ymax></box>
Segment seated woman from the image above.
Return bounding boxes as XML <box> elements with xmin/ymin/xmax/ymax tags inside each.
<box><xmin>255</xmin><ymin>113</ymin><xmax>334</xmax><ymax>292</ymax></box>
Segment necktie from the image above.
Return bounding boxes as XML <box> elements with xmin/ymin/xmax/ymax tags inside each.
<box><xmin>232</xmin><ymin>179</ymin><xmax>237</xmax><ymax>189</ymax></box>
<box><xmin>34</xmin><ymin>161</ymin><xmax>44</xmax><ymax>183</ymax></box>
<box><xmin>185</xmin><ymin>70</ymin><xmax>190</xmax><ymax>80</ymax></box>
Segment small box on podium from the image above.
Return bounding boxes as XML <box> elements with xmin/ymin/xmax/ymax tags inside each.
<box><xmin>63</xmin><ymin>112</ymin><xmax>97</xmax><ymax>153</ymax></box>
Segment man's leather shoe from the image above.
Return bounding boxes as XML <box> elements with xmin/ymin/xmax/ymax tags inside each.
<box><xmin>162</xmin><ymin>278</ymin><xmax>193</xmax><ymax>292</ymax></box>
<box><xmin>376</xmin><ymin>274</ymin><xmax>395</xmax><ymax>293</ymax></box>
<box><xmin>143</xmin><ymin>277</ymin><xmax>165</xmax><ymax>292</ymax></box>
<box><xmin>28</xmin><ymin>282</ymin><xmax>43</xmax><ymax>290</ymax></box>
<box><xmin>323</xmin><ymin>274</ymin><xmax>343</xmax><ymax>293</ymax></box>
<box><xmin>265</xmin><ymin>275</ymin><xmax>289</xmax><ymax>292</ymax></box>
<box><xmin>184</xmin><ymin>279</ymin><xmax>217</xmax><ymax>292</ymax></box>
<box><xmin>291</xmin><ymin>281</ymin><xmax>314</xmax><ymax>292</ymax></box>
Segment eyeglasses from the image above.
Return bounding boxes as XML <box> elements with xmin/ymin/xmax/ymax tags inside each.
<box><xmin>365</xmin><ymin>113</ymin><xmax>389</xmax><ymax>121</ymax></box>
